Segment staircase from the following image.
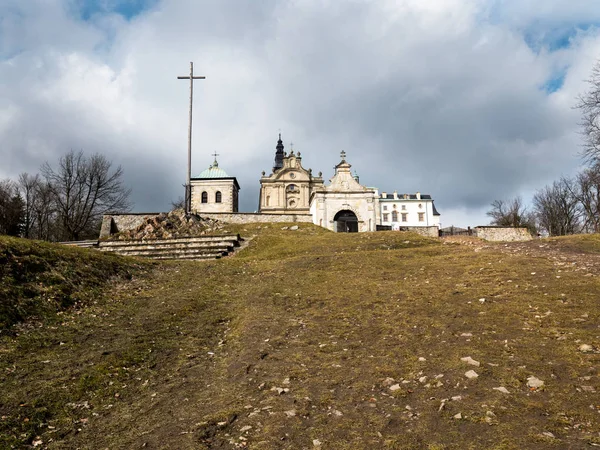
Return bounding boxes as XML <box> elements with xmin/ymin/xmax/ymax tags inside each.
<box><xmin>97</xmin><ymin>234</ymin><xmax>243</xmax><ymax>260</ymax></box>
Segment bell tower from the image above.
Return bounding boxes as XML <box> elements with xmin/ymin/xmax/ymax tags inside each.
<box><xmin>273</xmin><ymin>133</ymin><xmax>285</xmax><ymax>172</ymax></box>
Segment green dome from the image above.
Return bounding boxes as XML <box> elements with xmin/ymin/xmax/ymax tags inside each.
<box><xmin>196</xmin><ymin>159</ymin><xmax>230</xmax><ymax>178</ymax></box>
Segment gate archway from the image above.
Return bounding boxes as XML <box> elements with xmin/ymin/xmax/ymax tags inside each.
<box><xmin>334</xmin><ymin>210</ymin><xmax>358</xmax><ymax>233</ymax></box>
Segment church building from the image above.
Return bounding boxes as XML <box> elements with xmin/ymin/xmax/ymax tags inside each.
<box><xmin>309</xmin><ymin>151</ymin><xmax>379</xmax><ymax>232</ymax></box>
<box><xmin>190</xmin><ymin>155</ymin><xmax>239</xmax><ymax>213</ymax></box>
<box><xmin>188</xmin><ymin>134</ymin><xmax>440</xmax><ymax>233</ymax></box>
<box><xmin>258</xmin><ymin>134</ymin><xmax>324</xmax><ymax>214</ymax></box>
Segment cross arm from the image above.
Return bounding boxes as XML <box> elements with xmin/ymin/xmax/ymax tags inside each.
<box><xmin>177</xmin><ymin>76</ymin><xmax>206</xmax><ymax>79</ymax></box>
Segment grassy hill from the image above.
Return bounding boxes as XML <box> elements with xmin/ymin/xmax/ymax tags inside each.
<box><xmin>0</xmin><ymin>236</ymin><xmax>145</xmax><ymax>331</ymax></box>
<box><xmin>0</xmin><ymin>225</ymin><xmax>599</xmax><ymax>449</ymax></box>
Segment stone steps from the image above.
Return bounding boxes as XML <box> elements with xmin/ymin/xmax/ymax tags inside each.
<box><xmin>97</xmin><ymin>234</ymin><xmax>242</xmax><ymax>261</ymax></box>
<box><xmin>59</xmin><ymin>240</ymin><xmax>99</xmax><ymax>248</ymax></box>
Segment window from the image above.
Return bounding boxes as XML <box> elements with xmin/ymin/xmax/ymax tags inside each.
<box><xmin>401</xmin><ymin>205</ymin><xmax>406</xmax><ymax>211</ymax></box>
<box><xmin>201</xmin><ymin>191</ymin><xmax>208</xmax><ymax>203</ymax></box>
<box><xmin>215</xmin><ymin>191</ymin><xmax>222</xmax><ymax>203</ymax></box>
<box><xmin>383</xmin><ymin>213</ymin><xmax>389</xmax><ymax>222</ymax></box>
<box><xmin>287</xmin><ymin>184</ymin><xmax>297</xmax><ymax>192</ymax></box>
<box><xmin>391</xmin><ymin>211</ymin><xmax>398</xmax><ymax>222</ymax></box>
<box><xmin>383</xmin><ymin>205</ymin><xmax>388</xmax><ymax>211</ymax></box>
<box><xmin>402</xmin><ymin>213</ymin><xmax>408</xmax><ymax>222</ymax></box>
<box><xmin>418</xmin><ymin>212</ymin><xmax>424</xmax><ymax>222</ymax></box>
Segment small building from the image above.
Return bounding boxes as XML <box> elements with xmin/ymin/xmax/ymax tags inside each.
<box><xmin>259</xmin><ymin>134</ymin><xmax>324</xmax><ymax>214</ymax></box>
<box><xmin>379</xmin><ymin>192</ymin><xmax>440</xmax><ymax>229</ymax></box>
<box><xmin>310</xmin><ymin>151</ymin><xmax>379</xmax><ymax>232</ymax></box>
<box><xmin>190</xmin><ymin>156</ymin><xmax>240</xmax><ymax>213</ymax></box>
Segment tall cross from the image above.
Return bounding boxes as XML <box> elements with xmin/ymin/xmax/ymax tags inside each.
<box><xmin>212</xmin><ymin>151</ymin><xmax>220</xmax><ymax>165</ymax></box>
<box><xmin>177</xmin><ymin>62</ymin><xmax>206</xmax><ymax>214</ymax></box>
<box><xmin>340</xmin><ymin>150</ymin><xmax>346</xmax><ymax>160</ymax></box>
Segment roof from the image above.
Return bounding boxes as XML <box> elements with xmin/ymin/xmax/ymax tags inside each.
<box><xmin>196</xmin><ymin>158</ymin><xmax>230</xmax><ymax>178</ymax></box>
<box><xmin>380</xmin><ymin>193</ymin><xmax>433</xmax><ymax>200</ymax></box>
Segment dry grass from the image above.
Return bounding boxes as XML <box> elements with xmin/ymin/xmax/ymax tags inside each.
<box><xmin>1</xmin><ymin>225</ymin><xmax>599</xmax><ymax>449</ymax></box>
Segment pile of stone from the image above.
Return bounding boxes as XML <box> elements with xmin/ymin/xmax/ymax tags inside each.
<box><xmin>113</xmin><ymin>209</ymin><xmax>225</xmax><ymax>240</ymax></box>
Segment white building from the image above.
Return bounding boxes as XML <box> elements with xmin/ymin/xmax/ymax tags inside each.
<box><xmin>309</xmin><ymin>152</ymin><xmax>379</xmax><ymax>232</ymax></box>
<box><xmin>190</xmin><ymin>156</ymin><xmax>240</xmax><ymax>213</ymax></box>
<box><xmin>379</xmin><ymin>192</ymin><xmax>440</xmax><ymax>229</ymax></box>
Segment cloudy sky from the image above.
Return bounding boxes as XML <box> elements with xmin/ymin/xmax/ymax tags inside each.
<box><xmin>2</xmin><ymin>0</ymin><xmax>600</xmax><ymax>227</ymax></box>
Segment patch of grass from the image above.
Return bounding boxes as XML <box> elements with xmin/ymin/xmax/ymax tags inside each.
<box><xmin>0</xmin><ymin>236</ymin><xmax>145</xmax><ymax>331</ymax></box>
<box><xmin>545</xmin><ymin>233</ymin><xmax>600</xmax><ymax>254</ymax></box>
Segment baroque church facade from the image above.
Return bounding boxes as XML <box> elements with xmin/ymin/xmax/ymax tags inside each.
<box><xmin>310</xmin><ymin>151</ymin><xmax>380</xmax><ymax>232</ymax></box>
<box><xmin>192</xmin><ymin>135</ymin><xmax>440</xmax><ymax>232</ymax></box>
<box><xmin>258</xmin><ymin>134</ymin><xmax>324</xmax><ymax>214</ymax></box>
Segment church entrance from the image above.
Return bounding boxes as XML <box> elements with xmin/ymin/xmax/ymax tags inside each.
<box><xmin>334</xmin><ymin>210</ymin><xmax>358</xmax><ymax>233</ymax></box>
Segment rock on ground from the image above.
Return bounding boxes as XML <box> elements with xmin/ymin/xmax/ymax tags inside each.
<box><xmin>111</xmin><ymin>209</ymin><xmax>225</xmax><ymax>240</ymax></box>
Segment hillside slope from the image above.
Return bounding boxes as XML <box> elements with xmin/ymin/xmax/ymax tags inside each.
<box><xmin>0</xmin><ymin>236</ymin><xmax>145</xmax><ymax>331</ymax></box>
<box><xmin>1</xmin><ymin>226</ymin><xmax>599</xmax><ymax>449</ymax></box>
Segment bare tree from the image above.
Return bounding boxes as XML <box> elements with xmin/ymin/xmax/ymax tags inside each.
<box><xmin>17</xmin><ymin>172</ymin><xmax>40</xmax><ymax>238</ymax></box>
<box><xmin>0</xmin><ymin>179</ymin><xmax>24</xmax><ymax>236</ymax></box>
<box><xmin>577</xmin><ymin>62</ymin><xmax>600</xmax><ymax>163</ymax></box>
<box><xmin>41</xmin><ymin>150</ymin><xmax>132</xmax><ymax>240</ymax></box>
<box><xmin>171</xmin><ymin>196</ymin><xmax>186</xmax><ymax>210</ymax></box>
<box><xmin>533</xmin><ymin>178</ymin><xmax>581</xmax><ymax>236</ymax></box>
<box><xmin>575</xmin><ymin>163</ymin><xmax>600</xmax><ymax>233</ymax></box>
<box><xmin>487</xmin><ymin>196</ymin><xmax>536</xmax><ymax>231</ymax></box>
<box><xmin>32</xmin><ymin>180</ymin><xmax>59</xmax><ymax>241</ymax></box>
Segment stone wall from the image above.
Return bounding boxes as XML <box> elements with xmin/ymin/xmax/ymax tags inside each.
<box><xmin>100</xmin><ymin>213</ymin><xmax>161</xmax><ymax>238</ymax></box>
<box><xmin>200</xmin><ymin>212</ymin><xmax>313</xmax><ymax>224</ymax></box>
<box><xmin>402</xmin><ymin>226</ymin><xmax>439</xmax><ymax>238</ymax></box>
<box><xmin>474</xmin><ymin>226</ymin><xmax>533</xmax><ymax>242</ymax></box>
<box><xmin>100</xmin><ymin>212</ymin><xmax>314</xmax><ymax>238</ymax></box>
<box><xmin>378</xmin><ymin>226</ymin><xmax>439</xmax><ymax>237</ymax></box>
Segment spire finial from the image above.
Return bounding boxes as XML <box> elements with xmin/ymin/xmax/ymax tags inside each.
<box><xmin>211</xmin><ymin>151</ymin><xmax>220</xmax><ymax>167</ymax></box>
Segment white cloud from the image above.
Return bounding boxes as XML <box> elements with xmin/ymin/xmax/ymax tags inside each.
<box><xmin>1</xmin><ymin>0</ymin><xmax>599</xmax><ymax>227</ymax></box>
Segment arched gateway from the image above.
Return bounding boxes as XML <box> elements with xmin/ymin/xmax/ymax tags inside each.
<box><xmin>334</xmin><ymin>210</ymin><xmax>358</xmax><ymax>233</ymax></box>
<box><xmin>309</xmin><ymin>151</ymin><xmax>379</xmax><ymax>233</ymax></box>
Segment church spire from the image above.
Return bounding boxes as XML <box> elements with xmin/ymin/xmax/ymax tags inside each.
<box><xmin>273</xmin><ymin>133</ymin><xmax>284</xmax><ymax>171</ymax></box>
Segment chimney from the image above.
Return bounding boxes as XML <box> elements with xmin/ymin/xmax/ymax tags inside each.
<box><xmin>416</xmin><ymin>192</ymin><xmax>421</xmax><ymax>199</ymax></box>
<box><xmin>393</xmin><ymin>191</ymin><xmax>398</xmax><ymax>199</ymax></box>
<box><xmin>382</xmin><ymin>192</ymin><xmax>387</xmax><ymax>198</ymax></box>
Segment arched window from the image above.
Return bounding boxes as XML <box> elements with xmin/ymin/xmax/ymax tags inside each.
<box><xmin>201</xmin><ymin>191</ymin><xmax>208</xmax><ymax>203</ymax></box>
<box><xmin>287</xmin><ymin>184</ymin><xmax>297</xmax><ymax>192</ymax></box>
<box><xmin>215</xmin><ymin>191</ymin><xmax>222</xmax><ymax>203</ymax></box>
<box><xmin>391</xmin><ymin>210</ymin><xmax>398</xmax><ymax>222</ymax></box>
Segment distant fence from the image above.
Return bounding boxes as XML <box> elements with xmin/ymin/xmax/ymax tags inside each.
<box><xmin>439</xmin><ymin>226</ymin><xmax>474</xmax><ymax>237</ymax></box>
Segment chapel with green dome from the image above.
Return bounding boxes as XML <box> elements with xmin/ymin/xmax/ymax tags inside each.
<box><xmin>190</xmin><ymin>154</ymin><xmax>239</xmax><ymax>213</ymax></box>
